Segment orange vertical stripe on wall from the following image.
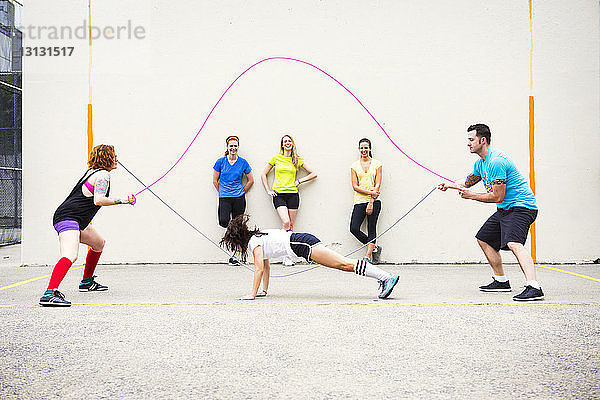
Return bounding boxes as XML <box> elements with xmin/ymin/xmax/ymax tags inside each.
<box><xmin>528</xmin><ymin>0</ymin><xmax>536</xmax><ymax>263</ymax></box>
<box><xmin>87</xmin><ymin>0</ymin><xmax>93</xmax><ymax>156</ymax></box>
<box><xmin>87</xmin><ymin>104</ymin><xmax>93</xmax><ymax>155</ymax></box>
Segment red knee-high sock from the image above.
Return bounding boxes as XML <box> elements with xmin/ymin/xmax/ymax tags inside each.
<box><xmin>83</xmin><ymin>249</ymin><xmax>102</xmax><ymax>279</ymax></box>
<box><xmin>47</xmin><ymin>257</ymin><xmax>73</xmax><ymax>290</ymax></box>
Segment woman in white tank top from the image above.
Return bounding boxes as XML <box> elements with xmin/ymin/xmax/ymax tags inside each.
<box><xmin>220</xmin><ymin>215</ymin><xmax>399</xmax><ymax>301</ymax></box>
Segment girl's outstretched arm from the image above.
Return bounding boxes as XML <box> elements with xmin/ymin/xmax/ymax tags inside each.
<box><xmin>92</xmin><ymin>171</ymin><xmax>135</xmax><ymax>206</ymax></box>
<box><xmin>238</xmin><ymin>246</ymin><xmax>267</xmax><ymax>300</ymax></box>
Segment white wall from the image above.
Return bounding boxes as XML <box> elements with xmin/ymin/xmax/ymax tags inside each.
<box><xmin>23</xmin><ymin>0</ymin><xmax>599</xmax><ymax>265</ymax></box>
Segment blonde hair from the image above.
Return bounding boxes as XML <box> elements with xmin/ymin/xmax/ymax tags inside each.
<box><xmin>280</xmin><ymin>134</ymin><xmax>299</xmax><ymax>169</ymax></box>
<box><xmin>88</xmin><ymin>144</ymin><xmax>115</xmax><ymax>170</ymax></box>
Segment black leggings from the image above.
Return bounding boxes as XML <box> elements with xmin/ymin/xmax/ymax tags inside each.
<box><xmin>349</xmin><ymin>200</ymin><xmax>381</xmax><ymax>244</ymax></box>
<box><xmin>218</xmin><ymin>195</ymin><xmax>246</xmax><ymax>228</ymax></box>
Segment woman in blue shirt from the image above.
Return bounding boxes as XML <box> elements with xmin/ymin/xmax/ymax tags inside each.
<box><xmin>213</xmin><ymin>136</ymin><xmax>254</xmax><ymax>228</ymax></box>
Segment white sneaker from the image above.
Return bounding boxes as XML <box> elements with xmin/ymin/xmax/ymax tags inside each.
<box><xmin>282</xmin><ymin>257</ymin><xmax>294</xmax><ymax>266</ymax></box>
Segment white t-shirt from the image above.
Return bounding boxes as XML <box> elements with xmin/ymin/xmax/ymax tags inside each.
<box><xmin>247</xmin><ymin>229</ymin><xmax>294</xmax><ymax>260</ymax></box>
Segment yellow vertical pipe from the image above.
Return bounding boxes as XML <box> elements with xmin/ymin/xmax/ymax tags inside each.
<box><xmin>528</xmin><ymin>0</ymin><xmax>537</xmax><ymax>262</ymax></box>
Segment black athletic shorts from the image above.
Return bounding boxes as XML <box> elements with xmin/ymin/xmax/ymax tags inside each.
<box><xmin>273</xmin><ymin>192</ymin><xmax>300</xmax><ymax>210</ymax></box>
<box><xmin>290</xmin><ymin>232</ymin><xmax>321</xmax><ymax>262</ymax></box>
<box><xmin>476</xmin><ymin>207</ymin><xmax>538</xmax><ymax>251</ymax></box>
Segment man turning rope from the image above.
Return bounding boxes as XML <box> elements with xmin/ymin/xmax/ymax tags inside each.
<box><xmin>438</xmin><ymin>124</ymin><xmax>543</xmax><ymax>301</ymax></box>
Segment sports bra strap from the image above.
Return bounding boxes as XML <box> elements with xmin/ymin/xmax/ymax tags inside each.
<box><xmin>75</xmin><ymin>169</ymin><xmax>103</xmax><ymax>187</ymax></box>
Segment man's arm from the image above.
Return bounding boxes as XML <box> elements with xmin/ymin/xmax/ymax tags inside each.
<box><xmin>464</xmin><ymin>174</ymin><xmax>482</xmax><ymax>188</ymax></box>
<box><xmin>459</xmin><ymin>179</ymin><xmax>506</xmax><ymax>203</ymax></box>
<box><xmin>438</xmin><ymin>173</ymin><xmax>481</xmax><ymax>191</ymax></box>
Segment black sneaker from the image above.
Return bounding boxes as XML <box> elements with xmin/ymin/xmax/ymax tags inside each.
<box><xmin>79</xmin><ymin>276</ymin><xmax>108</xmax><ymax>292</ymax></box>
<box><xmin>370</xmin><ymin>246</ymin><xmax>382</xmax><ymax>265</ymax></box>
<box><xmin>228</xmin><ymin>257</ymin><xmax>239</xmax><ymax>266</ymax></box>
<box><xmin>378</xmin><ymin>275</ymin><xmax>399</xmax><ymax>299</ymax></box>
<box><xmin>513</xmin><ymin>285</ymin><xmax>544</xmax><ymax>301</ymax></box>
<box><xmin>479</xmin><ymin>277</ymin><xmax>511</xmax><ymax>292</ymax></box>
<box><xmin>39</xmin><ymin>289</ymin><xmax>71</xmax><ymax>307</ymax></box>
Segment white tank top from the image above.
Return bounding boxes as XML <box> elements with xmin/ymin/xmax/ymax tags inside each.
<box><xmin>248</xmin><ymin>229</ymin><xmax>294</xmax><ymax>260</ymax></box>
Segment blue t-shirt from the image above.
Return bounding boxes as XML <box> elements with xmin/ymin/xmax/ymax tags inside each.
<box><xmin>473</xmin><ymin>147</ymin><xmax>537</xmax><ymax>210</ymax></box>
<box><xmin>213</xmin><ymin>156</ymin><xmax>252</xmax><ymax>198</ymax></box>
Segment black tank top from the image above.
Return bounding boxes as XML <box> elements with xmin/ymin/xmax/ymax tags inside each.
<box><xmin>53</xmin><ymin>169</ymin><xmax>110</xmax><ymax>229</ymax></box>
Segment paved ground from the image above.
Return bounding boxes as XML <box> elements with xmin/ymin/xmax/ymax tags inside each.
<box><xmin>1</xmin><ymin>245</ymin><xmax>599</xmax><ymax>399</ymax></box>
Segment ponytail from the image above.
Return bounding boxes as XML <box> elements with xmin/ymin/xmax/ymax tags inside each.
<box><xmin>225</xmin><ymin>135</ymin><xmax>239</xmax><ymax>156</ymax></box>
<box><xmin>358</xmin><ymin>138</ymin><xmax>372</xmax><ymax>158</ymax></box>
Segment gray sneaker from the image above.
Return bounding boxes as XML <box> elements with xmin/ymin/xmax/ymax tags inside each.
<box><xmin>378</xmin><ymin>275</ymin><xmax>399</xmax><ymax>299</ymax></box>
<box><xmin>282</xmin><ymin>257</ymin><xmax>294</xmax><ymax>267</ymax></box>
<box><xmin>370</xmin><ymin>245</ymin><xmax>382</xmax><ymax>264</ymax></box>
<box><xmin>79</xmin><ymin>276</ymin><xmax>108</xmax><ymax>292</ymax></box>
<box><xmin>39</xmin><ymin>289</ymin><xmax>71</xmax><ymax>307</ymax></box>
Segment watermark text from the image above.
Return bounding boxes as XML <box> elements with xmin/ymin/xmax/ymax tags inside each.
<box><xmin>19</xmin><ymin>20</ymin><xmax>145</xmax><ymax>40</ymax></box>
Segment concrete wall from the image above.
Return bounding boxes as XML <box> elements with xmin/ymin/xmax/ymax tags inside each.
<box><xmin>23</xmin><ymin>0</ymin><xmax>599</xmax><ymax>264</ymax></box>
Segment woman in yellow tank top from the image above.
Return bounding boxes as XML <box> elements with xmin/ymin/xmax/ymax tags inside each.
<box><xmin>261</xmin><ymin>134</ymin><xmax>317</xmax><ymax>265</ymax></box>
<box><xmin>350</xmin><ymin>138</ymin><xmax>383</xmax><ymax>263</ymax></box>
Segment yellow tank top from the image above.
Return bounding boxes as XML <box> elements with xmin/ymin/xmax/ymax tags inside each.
<box><xmin>351</xmin><ymin>158</ymin><xmax>382</xmax><ymax>204</ymax></box>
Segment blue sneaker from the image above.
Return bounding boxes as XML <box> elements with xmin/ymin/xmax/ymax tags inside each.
<box><xmin>378</xmin><ymin>275</ymin><xmax>399</xmax><ymax>299</ymax></box>
<box><xmin>479</xmin><ymin>277</ymin><xmax>511</xmax><ymax>292</ymax></box>
<box><xmin>513</xmin><ymin>285</ymin><xmax>544</xmax><ymax>301</ymax></box>
<box><xmin>79</xmin><ymin>276</ymin><xmax>108</xmax><ymax>292</ymax></box>
<box><xmin>39</xmin><ymin>289</ymin><xmax>71</xmax><ymax>307</ymax></box>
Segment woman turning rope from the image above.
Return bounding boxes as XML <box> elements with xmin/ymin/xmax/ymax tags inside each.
<box><xmin>220</xmin><ymin>215</ymin><xmax>399</xmax><ymax>300</ymax></box>
<box><xmin>261</xmin><ymin>134</ymin><xmax>316</xmax><ymax>266</ymax></box>
<box><xmin>39</xmin><ymin>144</ymin><xmax>136</xmax><ymax>307</ymax></box>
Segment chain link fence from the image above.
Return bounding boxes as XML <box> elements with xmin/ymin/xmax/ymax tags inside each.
<box><xmin>0</xmin><ymin>164</ymin><xmax>21</xmax><ymax>245</ymax></box>
<box><xmin>0</xmin><ymin>72</ymin><xmax>21</xmax><ymax>246</ymax></box>
<box><xmin>1</xmin><ymin>1</ymin><xmax>23</xmax><ymax>246</ymax></box>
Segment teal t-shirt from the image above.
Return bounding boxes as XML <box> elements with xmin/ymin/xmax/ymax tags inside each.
<box><xmin>473</xmin><ymin>147</ymin><xmax>537</xmax><ymax>210</ymax></box>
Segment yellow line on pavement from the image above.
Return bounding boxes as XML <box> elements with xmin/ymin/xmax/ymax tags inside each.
<box><xmin>2</xmin><ymin>301</ymin><xmax>600</xmax><ymax>308</ymax></box>
<box><xmin>0</xmin><ymin>265</ymin><xmax>84</xmax><ymax>292</ymax></box>
<box><xmin>0</xmin><ymin>264</ymin><xmax>598</xmax><ymax>293</ymax></box>
<box><xmin>537</xmin><ymin>263</ymin><xmax>600</xmax><ymax>283</ymax></box>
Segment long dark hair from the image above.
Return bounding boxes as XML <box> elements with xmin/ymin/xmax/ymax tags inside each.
<box><xmin>359</xmin><ymin>138</ymin><xmax>372</xmax><ymax>158</ymax></box>
<box><xmin>220</xmin><ymin>214</ymin><xmax>265</xmax><ymax>261</ymax></box>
